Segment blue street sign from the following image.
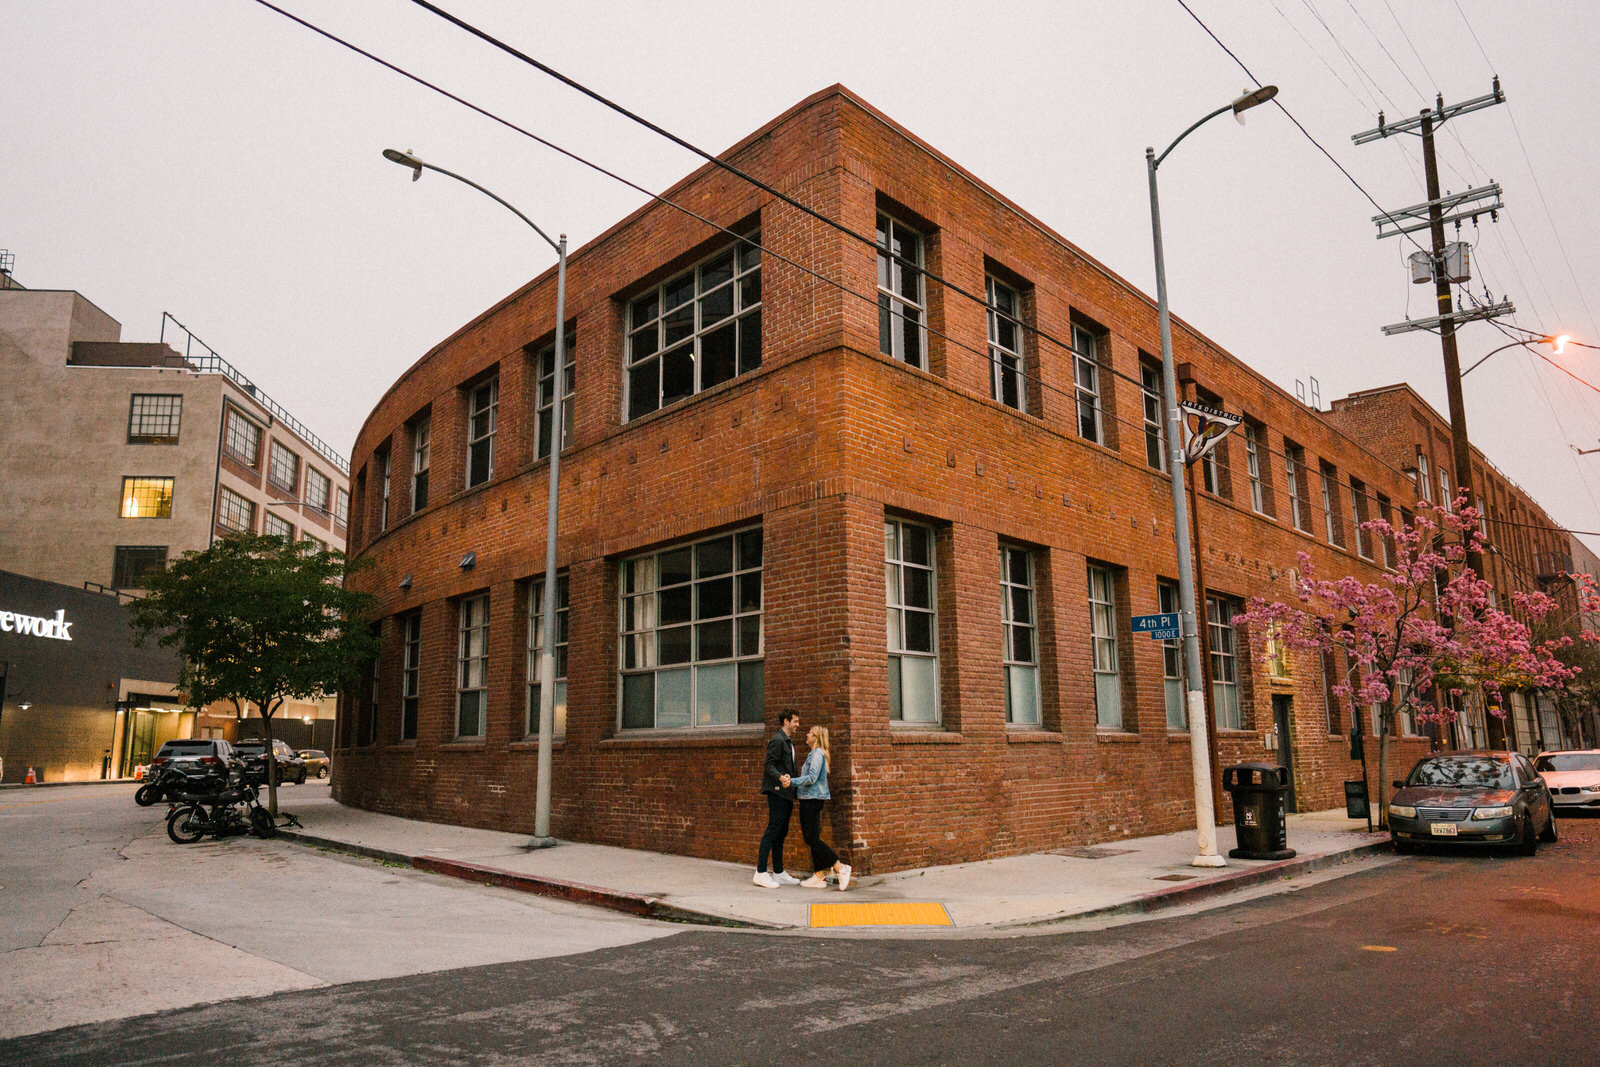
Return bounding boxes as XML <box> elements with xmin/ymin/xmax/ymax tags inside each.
<box><xmin>1131</xmin><ymin>613</ymin><xmax>1180</xmax><ymax>633</ymax></box>
<box><xmin>1146</xmin><ymin>627</ymin><xmax>1181</xmax><ymax>641</ymax></box>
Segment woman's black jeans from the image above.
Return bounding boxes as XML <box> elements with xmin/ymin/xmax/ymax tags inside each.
<box><xmin>798</xmin><ymin>798</ymin><xmax>839</xmax><ymax>871</ymax></box>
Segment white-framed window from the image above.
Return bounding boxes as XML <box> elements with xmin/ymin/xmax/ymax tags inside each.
<box><xmin>379</xmin><ymin>451</ymin><xmax>391</xmax><ymax>533</ymax></box>
<box><xmin>128</xmin><ymin>394</ymin><xmax>182</xmax><ymax>444</ymax></box>
<box><xmin>216</xmin><ymin>486</ymin><xmax>254</xmax><ymax>531</ymax></box>
<box><xmin>1475</xmin><ymin>494</ymin><xmax>1489</xmax><ymax>538</ymax></box>
<box><xmin>1320</xmin><ymin>464</ymin><xmax>1340</xmax><ymax>545</ymax></box>
<box><xmin>301</xmin><ymin>532</ymin><xmax>327</xmax><ymax>553</ymax></box>
<box><xmin>401</xmin><ymin>611</ymin><xmax>421</xmax><ymax>741</ymax></box>
<box><xmin>1377</xmin><ymin>493</ymin><xmax>1395</xmax><ymax>567</ymax></box>
<box><xmin>627</xmin><ymin>236</ymin><xmax>762</xmax><ymax>420</ymax></box>
<box><xmin>987</xmin><ymin>276</ymin><xmax>1026</xmax><ymax>412</ymax></box>
<box><xmin>1416</xmin><ymin>451</ymin><xmax>1431</xmax><ymax>502</ymax></box>
<box><xmin>1000</xmin><ymin>545</ymin><xmax>1040</xmax><ymax>725</ymax></box>
<box><xmin>1351</xmin><ymin>478</ymin><xmax>1372</xmax><ymax>559</ymax></box>
<box><xmin>527</xmin><ymin>573</ymin><xmax>569</xmax><ymax>739</ymax></box>
<box><xmin>1285</xmin><ymin>444</ymin><xmax>1307</xmax><ymax>531</ymax></box>
<box><xmin>1397</xmin><ymin>668</ymin><xmax>1419</xmax><ymax>735</ymax></box>
<box><xmin>456</xmin><ymin>594</ymin><xmax>489</xmax><ymax>738</ymax></box>
<box><xmin>1321</xmin><ymin>649</ymin><xmax>1340</xmax><ymax>734</ymax></box>
<box><xmin>305</xmin><ymin>467</ymin><xmax>331</xmax><ymax>514</ymax></box>
<box><xmin>1072</xmin><ymin>324</ymin><xmax>1102</xmax><ymax>445</ymax></box>
<box><xmin>334</xmin><ymin>487</ymin><xmax>349</xmax><ymax>528</ymax></box>
<box><xmin>1439</xmin><ymin>467</ymin><xmax>1452</xmax><ymax>511</ymax></box>
<box><xmin>122</xmin><ymin>476</ymin><xmax>174</xmax><ymax>519</ymax></box>
<box><xmin>263</xmin><ymin>512</ymin><xmax>294</xmax><ymax>539</ymax></box>
<box><xmin>1208</xmin><ymin>595</ymin><xmax>1241</xmax><ymax>730</ymax></box>
<box><xmin>619</xmin><ymin>527</ymin><xmax>764</xmax><ymax>730</ymax></box>
<box><xmin>466</xmin><ymin>377</ymin><xmax>498</xmax><ymax>488</ymax></box>
<box><xmin>877</xmin><ymin>215</ymin><xmax>926</xmax><ymax>370</ymax></box>
<box><xmin>411</xmin><ymin>416</ymin><xmax>431</xmax><ymax>513</ymax></box>
<box><xmin>886</xmin><ymin>518</ymin><xmax>938</xmax><ymax>723</ymax></box>
<box><xmin>1140</xmin><ymin>363</ymin><xmax>1166</xmax><ymax>471</ymax></box>
<box><xmin>1245</xmin><ymin>424</ymin><xmax>1265</xmax><ymax>514</ymax></box>
<box><xmin>223</xmin><ymin>408</ymin><xmax>262</xmax><ymax>467</ymax></box>
<box><xmin>1089</xmin><ymin>564</ymin><xmax>1122</xmax><ymax>728</ymax></box>
<box><xmin>267</xmin><ymin>442</ymin><xmax>299</xmax><ymax>494</ymax></box>
<box><xmin>535</xmin><ymin>332</ymin><xmax>576</xmax><ymax>459</ymax></box>
<box><xmin>1159</xmin><ymin>581</ymin><xmax>1185</xmax><ymax>730</ymax></box>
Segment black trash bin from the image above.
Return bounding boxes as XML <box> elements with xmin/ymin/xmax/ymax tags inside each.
<box><xmin>1222</xmin><ymin>762</ymin><xmax>1296</xmax><ymax>860</ymax></box>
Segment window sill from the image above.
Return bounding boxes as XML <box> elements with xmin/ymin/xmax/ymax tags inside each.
<box><xmin>890</xmin><ymin>730</ymin><xmax>963</xmax><ymax>744</ymax></box>
<box><xmin>1167</xmin><ymin>732</ymin><xmax>1192</xmax><ymax>743</ymax></box>
<box><xmin>1096</xmin><ymin>731</ymin><xmax>1142</xmax><ymax>744</ymax></box>
<box><xmin>1006</xmin><ymin>730</ymin><xmax>1063</xmax><ymax>744</ymax></box>
<box><xmin>599</xmin><ymin>727</ymin><xmax>763</xmax><ymax>749</ymax></box>
<box><xmin>1216</xmin><ymin>729</ymin><xmax>1255</xmax><ymax>737</ymax></box>
<box><xmin>387</xmin><ymin>739</ymin><xmax>418</xmax><ymax>748</ymax></box>
<box><xmin>509</xmin><ymin>738</ymin><xmax>566</xmax><ymax>751</ymax></box>
<box><xmin>440</xmin><ymin>739</ymin><xmax>486</xmax><ymax>750</ymax></box>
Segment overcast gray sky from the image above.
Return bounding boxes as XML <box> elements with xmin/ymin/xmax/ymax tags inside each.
<box><xmin>6</xmin><ymin>1</ymin><xmax>1599</xmax><ymax>550</ymax></box>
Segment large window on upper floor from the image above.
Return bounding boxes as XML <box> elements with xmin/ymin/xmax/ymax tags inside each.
<box><xmin>411</xmin><ymin>415</ymin><xmax>431</xmax><ymax>513</ymax></box>
<box><xmin>534</xmin><ymin>333</ymin><xmax>576</xmax><ymax>460</ymax></box>
<box><xmin>620</xmin><ymin>527</ymin><xmax>764</xmax><ymax>730</ymax></box>
<box><xmin>1072</xmin><ymin>325</ymin><xmax>1103</xmax><ymax>445</ymax></box>
<box><xmin>223</xmin><ymin>408</ymin><xmax>262</xmax><ymax>468</ymax></box>
<box><xmin>122</xmin><ymin>477</ymin><xmax>174</xmax><ymax>519</ymax></box>
<box><xmin>267</xmin><ymin>442</ymin><xmax>300</xmax><ymax>494</ymax></box>
<box><xmin>466</xmin><ymin>377</ymin><xmax>498</xmax><ymax>488</ymax></box>
<box><xmin>986</xmin><ymin>277</ymin><xmax>1026</xmax><ymax>413</ymax></box>
<box><xmin>877</xmin><ymin>215</ymin><xmax>926</xmax><ymax>370</ymax></box>
<box><xmin>305</xmin><ymin>467</ymin><xmax>331</xmax><ymax>516</ymax></box>
<box><xmin>627</xmin><ymin>236</ymin><xmax>762</xmax><ymax>421</ymax></box>
<box><xmin>1140</xmin><ymin>363</ymin><xmax>1167</xmax><ymax>471</ymax></box>
<box><xmin>1284</xmin><ymin>442</ymin><xmax>1309</xmax><ymax>532</ymax></box>
<box><xmin>127</xmin><ymin>394</ymin><xmax>182</xmax><ymax>444</ymax></box>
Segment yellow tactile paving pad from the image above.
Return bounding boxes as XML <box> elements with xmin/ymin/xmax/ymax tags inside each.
<box><xmin>810</xmin><ymin>901</ymin><xmax>953</xmax><ymax>928</ymax></box>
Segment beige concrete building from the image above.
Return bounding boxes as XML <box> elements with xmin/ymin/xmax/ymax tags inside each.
<box><xmin>0</xmin><ymin>268</ymin><xmax>347</xmax><ymax>756</ymax></box>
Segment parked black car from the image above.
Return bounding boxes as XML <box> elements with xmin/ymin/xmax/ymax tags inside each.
<box><xmin>137</xmin><ymin>739</ymin><xmax>241</xmax><ymax>804</ymax></box>
<box><xmin>297</xmin><ymin>749</ymin><xmax>331</xmax><ymax>780</ymax></box>
<box><xmin>1388</xmin><ymin>751</ymin><xmax>1556</xmax><ymax>855</ymax></box>
<box><xmin>234</xmin><ymin>738</ymin><xmax>307</xmax><ymax>785</ymax></box>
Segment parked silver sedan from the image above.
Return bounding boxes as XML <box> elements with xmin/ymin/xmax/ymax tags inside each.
<box><xmin>1535</xmin><ymin>750</ymin><xmax>1600</xmax><ymax>812</ymax></box>
<box><xmin>1388</xmin><ymin>752</ymin><xmax>1556</xmax><ymax>855</ymax></box>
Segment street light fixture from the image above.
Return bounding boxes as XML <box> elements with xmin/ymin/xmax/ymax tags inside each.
<box><xmin>1461</xmin><ymin>333</ymin><xmax>1570</xmax><ymax>377</ymax></box>
<box><xmin>1147</xmin><ymin>85</ymin><xmax>1278</xmax><ymax>868</ymax></box>
<box><xmin>383</xmin><ymin>147</ymin><xmax>568</xmax><ymax>848</ymax></box>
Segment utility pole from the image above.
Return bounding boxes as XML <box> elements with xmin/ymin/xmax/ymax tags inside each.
<box><xmin>1356</xmin><ymin>81</ymin><xmax>1512</xmax><ymax>576</ymax></box>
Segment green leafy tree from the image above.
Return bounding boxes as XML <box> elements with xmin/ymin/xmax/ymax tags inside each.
<box><xmin>130</xmin><ymin>534</ymin><xmax>377</xmax><ymax>815</ymax></box>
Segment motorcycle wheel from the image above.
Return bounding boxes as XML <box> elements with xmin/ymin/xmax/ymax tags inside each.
<box><xmin>167</xmin><ymin>805</ymin><xmax>208</xmax><ymax>844</ymax></box>
<box><xmin>250</xmin><ymin>807</ymin><xmax>276</xmax><ymax>838</ymax></box>
<box><xmin>134</xmin><ymin>783</ymin><xmax>162</xmax><ymax>807</ymax></box>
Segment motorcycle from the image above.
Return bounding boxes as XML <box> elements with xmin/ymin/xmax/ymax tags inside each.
<box><xmin>165</xmin><ymin>780</ymin><xmax>277</xmax><ymax>843</ymax></box>
<box><xmin>136</xmin><ymin>760</ymin><xmax>231</xmax><ymax>806</ymax></box>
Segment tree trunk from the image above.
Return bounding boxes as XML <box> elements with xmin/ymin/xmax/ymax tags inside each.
<box><xmin>261</xmin><ymin>703</ymin><xmax>279</xmax><ymax>817</ymax></box>
<box><xmin>1377</xmin><ymin>728</ymin><xmax>1391</xmax><ymax>831</ymax></box>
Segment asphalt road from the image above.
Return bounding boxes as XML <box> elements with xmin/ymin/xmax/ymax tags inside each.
<box><xmin>4</xmin><ymin>798</ymin><xmax>1596</xmax><ymax>1066</ymax></box>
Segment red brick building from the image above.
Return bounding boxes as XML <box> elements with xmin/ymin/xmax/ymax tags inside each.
<box><xmin>333</xmin><ymin>86</ymin><xmax>1560</xmax><ymax>872</ymax></box>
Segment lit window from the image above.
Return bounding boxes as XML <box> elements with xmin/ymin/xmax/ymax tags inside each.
<box><xmin>627</xmin><ymin>236</ymin><xmax>762</xmax><ymax>420</ymax></box>
<box><xmin>122</xmin><ymin>477</ymin><xmax>174</xmax><ymax>518</ymax></box>
<box><xmin>1141</xmin><ymin>364</ymin><xmax>1166</xmax><ymax>471</ymax></box>
<box><xmin>466</xmin><ymin>378</ymin><xmax>498</xmax><ymax>488</ymax></box>
<box><xmin>267</xmin><ymin>442</ymin><xmax>300</xmax><ymax>494</ymax></box>
<box><xmin>527</xmin><ymin>573</ymin><xmax>569</xmax><ymax>738</ymax></box>
<box><xmin>401</xmin><ymin>612</ymin><xmax>421</xmax><ymax>741</ymax></box>
<box><xmin>217</xmin><ymin>487</ymin><xmax>255</xmax><ymax>531</ymax></box>
<box><xmin>1208</xmin><ymin>596</ymin><xmax>1241</xmax><ymax>730</ymax></box>
<box><xmin>620</xmin><ymin>527</ymin><xmax>764</xmax><ymax>730</ymax></box>
<box><xmin>1159</xmin><ymin>581</ymin><xmax>1185</xmax><ymax>730</ymax></box>
<box><xmin>457</xmin><ymin>595</ymin><xmax>489</xmax><ymax>738</ymax></box>
<box><xmin>223</xmin><ymin>409</ymin><xmax>262</xmax><ymax>467</ymax></box>
<box><xmin>877</xmin><ymin>216</ymin><xmax>926</xmax><ymax>370</ymax></box>
<box><xmin>987</xmin><ymin>277</ymin><xmax>1026</xmax><ymax>412</ymax></box>
<box><xmin>127</xmin><ymin>394</ymin><xmax>182</xmax><ymax>444</ymax></box>
<box><xmin>411</xmin><ymin>416</ymin><xmax>431</xmax><ymax>513</ymax></box>
<box><xmin>1073</xmin><ymin>325</ymin><xmax>1103</xmax><ymax>445</ymax></box>
<box><xmin>886</xmin><ymin>519</ymin><xmax>938</xmax><ymax>723</ymax></box>
<box><xmin>1000</xmin><ymin>546</ymin><xmax>1039</xmax><ymax>725</ymax></box>
<box><xmin>1088</xmin><ymin>564</ymin><xmax>1122</xmax><ymax>729</ymax></box>
<box><xmin>535</xmin><ymin>333</ymin><xmax>576</xmax><ymax>459</ymax></box>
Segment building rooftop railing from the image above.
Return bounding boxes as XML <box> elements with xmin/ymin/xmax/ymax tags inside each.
<box><xmin>160</xmin><ymin>312</ymin><xmax>350</xmax><ymax>474</ymax></box>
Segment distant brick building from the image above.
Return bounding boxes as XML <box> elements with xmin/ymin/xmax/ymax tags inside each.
<box><xmin>333</xmin><ymin>87</ymin><xmax>1567</xmax><ymax>872</ymax></box>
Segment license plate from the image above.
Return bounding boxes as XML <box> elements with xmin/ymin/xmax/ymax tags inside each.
<box><xmin>1430</xmin><ymin>823</ymin><xmax>1459</xmax><ymax>837</ymax></box>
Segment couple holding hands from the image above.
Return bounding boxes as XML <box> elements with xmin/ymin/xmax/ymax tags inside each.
<box><xmin>753</xmin><ymin>710</ymin><xmax>851</xmax><ymax>891</ymax></box>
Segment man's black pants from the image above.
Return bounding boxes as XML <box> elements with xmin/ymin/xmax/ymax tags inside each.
<box><xmin>757</xmin><ymin>793</ymin><xmax>793</xmax><ymax>873</ymax></box>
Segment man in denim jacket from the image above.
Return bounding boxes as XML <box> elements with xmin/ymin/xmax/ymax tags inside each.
<box><xmin>753</xmin><ymin>710</ymin><xmax>799</xmax><ymax>888</ymax></box>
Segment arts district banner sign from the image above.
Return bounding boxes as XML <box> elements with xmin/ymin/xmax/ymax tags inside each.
<box><xmin>0</xmin><ymin>608</ymin><xmax>74</xmax><ymax>641</ymax></box>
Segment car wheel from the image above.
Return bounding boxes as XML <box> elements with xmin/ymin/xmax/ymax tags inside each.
<box><xmin>1516</xmin><ymin>815</ymin><xmax>1539</xmax><ymax>856</ymax></box>
<box><xmin>1540</xmin><ymin>811</ymin><xmax>1558</xmax><ymax>843</ymax></box>
<box><xmin>1390</xmin><ymin>834</ymin><xmax>1413</xmax><ymax>854</ymax></box>
<box><xmin>317</xmin><ymin>767</ymin><xmax>329</xmax><ymax>779</ymax></box>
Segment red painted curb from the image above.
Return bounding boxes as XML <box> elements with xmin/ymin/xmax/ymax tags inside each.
<box><xmin>411</xmin><ymin>855</ymin><xmax>662</xmax><ymax>918</ymax></box>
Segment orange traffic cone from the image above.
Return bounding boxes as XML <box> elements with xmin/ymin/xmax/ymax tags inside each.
<box><xmin>24</xmin><ymin>766</ymin><xmax>37</xmax><ymax>785</ymax></box>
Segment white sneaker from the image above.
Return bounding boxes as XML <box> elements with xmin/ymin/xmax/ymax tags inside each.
<box><xmin>773</xmin><ymin>871</ymin><xmax>802</xmax><ymax>886</ymax></box>
<box><xmin>836</xmin><ymin>863</ymin><xmax>852</xmax><ymax>891</ymax></box>
<box><xmin>753</xmin><ymin>871</ymin><xmax>779</xmax><ymax>889</ymax></box>
<box><xmin>801</xmin><ymin>873</ymin><xmax>829</xmax><ymax>889</ymax></box>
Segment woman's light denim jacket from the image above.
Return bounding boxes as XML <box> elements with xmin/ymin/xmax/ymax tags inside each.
<box><xmin>791</xmin><ymin>749</ymin><xmax>829</xmax><ymax>799</ymax></box>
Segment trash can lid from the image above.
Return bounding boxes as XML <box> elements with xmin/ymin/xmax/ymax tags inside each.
<box><xmin>1223</xmin><ymin>761</ymin><xmax>1288</xmax><ymax>790</ymax></box>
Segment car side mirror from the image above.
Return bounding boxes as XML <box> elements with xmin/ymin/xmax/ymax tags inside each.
<box><xmin>1392</xmin><ymin>780</ymin><xmax>1404</xmax><ymax>790</ymax></box>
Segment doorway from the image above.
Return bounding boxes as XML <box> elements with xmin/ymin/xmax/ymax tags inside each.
<box><xmin>1272</xmin><ymin>694</ymin><xmax>1298</xmax><ymax>813</ymax></box>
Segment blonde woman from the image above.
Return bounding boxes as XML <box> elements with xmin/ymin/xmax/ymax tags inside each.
<box><xmin>790</xmin><ymin>725</ymin><xmax>851</xmax><ymax>890</ymax></box>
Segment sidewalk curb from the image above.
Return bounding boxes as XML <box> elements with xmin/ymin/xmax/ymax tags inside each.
<box><xmin>1</xmin><ymin>778</ymin><xmax>136</xmax><ymax>791</ymax></box>
<box><xmin>276</xmin><ymin>829</ymin><xmax>783</xmax><ymax>930</ymax></box>
<box><xmin>1010</xmin><ymin>838</ymin><xmax>1395</xmax><ymax>928</ymax></box>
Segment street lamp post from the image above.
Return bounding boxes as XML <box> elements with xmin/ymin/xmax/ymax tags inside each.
<box><xmin>1146</xmin><ymin>85</ymin><xmax>1277</xmax><ymax>868</ymax></box>
<box><xmin>383</xmin><ymin>148</ymin><xmax>567</xmax><ymax>847</ymax></box>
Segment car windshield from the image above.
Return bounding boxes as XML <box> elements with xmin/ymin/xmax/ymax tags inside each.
<box><xmin>157</xmin><ymin>742</ymin><xmax>213</xmax><ymax>756</ymax></box>
<box><xmin>1408</xmin><ymin>757</ymin><xmax>1514</xmax><ymax>789</ymax></box>
<box><xmin>1536</xmin><ymin>754</ymin><xmax>1600</xmax><ymax>772</ymax></box>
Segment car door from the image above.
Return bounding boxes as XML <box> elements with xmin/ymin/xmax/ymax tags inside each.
<box><xmin>1517</xmin><ymin>756</ymin><xmax>1551</xmax><ymax>829</ymax></box>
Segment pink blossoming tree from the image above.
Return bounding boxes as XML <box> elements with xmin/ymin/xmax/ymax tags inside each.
<box><xmin>1237</xmin><ymin>501</ymin><xmax>1574</xmax><ymax>824</ymax></box>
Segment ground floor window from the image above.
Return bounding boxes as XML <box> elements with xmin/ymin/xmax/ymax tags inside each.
<box><xmin>1000</xmin><ymin>545</ymin><xmax>1039</xmax><ymax>725</ymax></box>
<box><xmin>401</xmin><ymin>611</ymin><xmax>421</xmax><ymax>741</ymax></box>
<box><xmin>1159</xmin><ymin>581</ymin><xmax>1185</xmax><ymax>730</ymax></box>
<box><xmin>457</xmin><ymin>595</ymin><xmax>489</xmax><ymax>738</ymax></box>
<box><xmin>619</xmin><ymin>527</ymin><xmax>764</xmax><ymax>729</ymax></box>
<box><xmin>1089</xmin><ymin>564</ymin><xmax>1122</xmax><ymax>729</ymax></box>
<box><xmin>886</xmin><ymin>519</ymin><xmax>939</xmax><ymax>723</ymax></box>
<box><xmin>1208</xmin><ymin>595</ymin><xmax>1241</xmax><ymax>730</ymax></box>
<box><xmin>527</xmin><ymin>573</ymin><xmax>569</xmax><ymax>738</ymax></box>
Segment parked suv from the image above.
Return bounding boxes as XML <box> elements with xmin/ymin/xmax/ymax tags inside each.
<box><xmin>297</xmin><ymin>749</ymin><xmax>331</xmax><ymax>780</ymax></box>
<box><xmin>235</xmin><ymin>738</ymin><xmax>307</xmax><ymax>785</ymax></box>
<box><xmin>148</xmin><ymin>739</ymin><xmax>241</xmax><ymax>793</ymax></box>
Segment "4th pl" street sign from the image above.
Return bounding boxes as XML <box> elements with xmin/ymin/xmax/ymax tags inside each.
<box><xmin>1131</xmin><ymin>613</ymin><xmax>1180</xmax><ymax>641</ymax></box>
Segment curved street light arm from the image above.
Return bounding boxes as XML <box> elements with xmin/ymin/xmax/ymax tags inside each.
<box><xmin>385</xmin><ymin>150</ymin><xmax>561</xmax><ymax>254</ymax></box>
<box><xmin>1152</xmin><ymin>103</ymin><xmax>1234</xmax><ymax>170</ymax></box>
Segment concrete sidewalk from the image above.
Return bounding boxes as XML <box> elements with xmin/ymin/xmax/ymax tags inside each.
<box><xmin>276</xmin><ymin>793</ymin><xmax>1392</xmax><ymax>932</ymax></box>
